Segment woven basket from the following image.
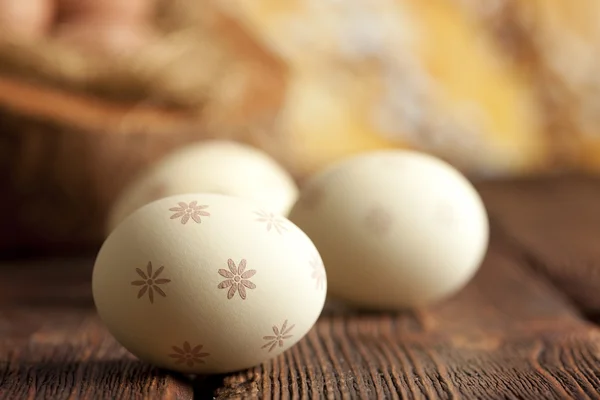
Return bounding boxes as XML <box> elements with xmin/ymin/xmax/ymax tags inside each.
<box><xmin>0</xmin><ymin>0</ymin><xmax>291</xmax><ymax>254</ymax></box>
<box><xmin>3</xmin><ymin>0</ymin><xmax>600</xmax><ymax>254</ymax></box>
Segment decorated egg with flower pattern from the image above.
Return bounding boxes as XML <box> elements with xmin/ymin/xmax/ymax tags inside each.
<box><xmin>92</xmin><ymin>193</ymin><xmax>326</xmax><ymax>374</ymax></box>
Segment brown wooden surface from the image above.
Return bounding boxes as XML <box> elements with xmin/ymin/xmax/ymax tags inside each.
<box><xmin>1</xmin><ymin>176</ymin><xmax>600</xmax><ymax>399</ymax></box>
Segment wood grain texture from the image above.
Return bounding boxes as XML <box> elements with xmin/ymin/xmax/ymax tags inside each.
<box><xmin>479</xmin><ymin>174</ymin><xmax>600</xmax><ymax>317</ymax></box>
<box><xmin>212</xmin><ymin>235</ymin><xmax>600</xmax><ymax>399</ymax></box>
<box><xmin>1</xmin><ymin>177</ymin><xmax>600</xmax><ymax>399</ymax></box>
<box><xmin>0</xmin><ymin>259</ymin><xmax>194</xmax><ymax>400</ymax></box>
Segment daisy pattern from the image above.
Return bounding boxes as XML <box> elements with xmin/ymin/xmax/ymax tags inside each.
<box><xmin>262</xmin><ymin>320</ymin><xmax>295</xmax><ymax>352</ymax></box>
<box><xmin>364</xmin><ymin>206</ymin><xmax>393</xmax><ymax>235</ymax></box>
<box><xmin>169</xmin><ymin>201</ymin><xmax>210</xmax><ymax>224</ymax></box>
<box><xmin>131</xmin><ymin>261</ymin><xmax>171</xmax><ymax>304</ymax></box>
<box><xmin>217</xmin><ymin>259</ymin><xmax>257</xmax><ymax>300</ymax></box>
<box><xmin>309</xmin><ymin>254</ymin><xmax>326</xmax><ymax>291</ymax></box>
<box><xmin>254</xmin><ymin>210</ymin><xmax>288</xmax><ymax>234</ymax></box>
<box><xmin>168</xmin><ymin>342</ymin><xmax>210</xmax><ymax>367</ymax></box>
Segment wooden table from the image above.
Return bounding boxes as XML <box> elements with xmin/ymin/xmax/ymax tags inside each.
<box><xmin>1</xmin><ymin>175</ymin><xmax>600</xmax><ymax>399</ymax></box>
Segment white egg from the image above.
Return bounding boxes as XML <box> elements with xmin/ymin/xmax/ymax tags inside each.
<box><xmin>107</xmin><ymin>140</ymin><xmax>299</xmax><ymax>234</ymax></box>
<box><xmin>288</xmin><ymin>150</ymin><xmax>489</xmax><ymax>310</ymax></box>
<box><xmin>93</xmin><ymin>193</ymin><xmax>326</xmax><ymax>374</ymax></box>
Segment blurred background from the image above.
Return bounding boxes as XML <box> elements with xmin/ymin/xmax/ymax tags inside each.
<box><xmin>1</xmin><ymin>0</ymin><xmax>599</xmax><ymax>255</ymax></box>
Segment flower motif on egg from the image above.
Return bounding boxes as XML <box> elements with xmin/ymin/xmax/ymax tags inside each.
<box><xmin>130</xmin><ymin>262</ymin><xmax>171</xmax><ymax>304</ymax></box>
<box><xmin>309</xmin><ymin>254</ymin><xmax>326</xmax><ymax>291</ymax></box>
<box><xmin>217</xmin><ymin>259</ymin><xmax>257</xmax><ymax>300</ymax></box>
<box><xmin>254</xmin><ymin>210</ymin><xmax>288</xmax><ymax>234</ymax></box>
<box><xmin>262</xmin><ymin>320</ymin><xmax>295</xmax><ymax>352</ymax></box>
<box><xmin>364</xmin><ymin>206</ymin><xmax>394</xmax><ymax>236</ymax></box>
<box><xmin>168</xmin><ymin>342</ymin><xmax>210</xmax><ymax>366</ymax></box>
<box><xmin>169</xmin><ymin>201</ymin><xmax>210</xmax><ymax>224</ymax></box>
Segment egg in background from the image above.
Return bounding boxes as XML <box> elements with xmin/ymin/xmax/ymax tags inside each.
<box><xmin>0</xmin><ymin>0</ymin><xmax>55</xmax><ymax>41</ymax></box>
<box><xmin>289</xmin><ymin>150</ymin><xmax>489</xmax><ymax>310</ymax></box>
<box><xmin>54</xmin><ymin>18</ymin><xmax>155</xmax><ymax>54</ymax></box>
<box><xmin>107</xmin><ymin>140</ymin><xmax>299</xmax><ymax>234</ymax></box>
<box><xmin>94</xmin><ymin>193</ymin><xmax>326</xmax><ymax>374</ymax></box>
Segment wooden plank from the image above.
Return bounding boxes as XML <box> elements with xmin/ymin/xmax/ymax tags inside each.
<box><xmin>478</xmin><ymin>174</ymin><xmax>600</xmax><ymax>317</ymax></box>
<box><xmin>1</xmin><ymin>185</ymin><xmax>600</xmax><ymax>398</ymax></box>
<box><xmin>205</xmin><ymin>232</ymin><xmax>600</xmax><ymax>399</ymax></box>
<box><xmin>0</xmin><ymin>259</ymin><xmax>194</xmax><ymax>400</ymax></box>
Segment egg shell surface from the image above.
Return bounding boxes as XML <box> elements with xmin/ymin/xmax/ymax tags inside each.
<box><xmin>289</xmin><ymin>150</ymin><xmax>489</xmax><ymax>310</ymax></box>
<box><xmin>93</xmin><ymin>193</ymin><xmax>326</xmax><ymax>374</ymax></box>
<box><xmin>55</xmin><ymin>19</ymin><xmax>155</xmax><ymax>55</ymax></box>
<box><xmin>0</xmin><ymin>0</ymin><xmax>54</xmax><ymax>40</ymax></box>
<box><xmin>107</xmin><ymin>140</ymin><xmax>299</xmax><ymax>234</ymax></box>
